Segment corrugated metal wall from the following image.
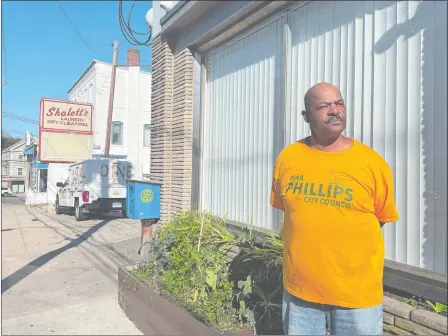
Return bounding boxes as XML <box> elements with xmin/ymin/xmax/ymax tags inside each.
<box><xmin>201</xmin><ymin>15</ymin><xmax>285</xmax><ymax>229</ymax></box>
<box><xmin>201</xmin><ymin>0</ymin><xmax>447</xmax><ymax>274</ymax></box>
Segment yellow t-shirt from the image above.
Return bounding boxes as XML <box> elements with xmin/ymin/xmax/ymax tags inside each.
<box><xmin>270</xmin><ymin>139</ymin><xmax>399</xmax><ymax>308</ymax></box>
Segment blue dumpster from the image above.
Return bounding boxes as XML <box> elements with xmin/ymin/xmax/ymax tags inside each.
<box><xmin>126</xmin><ymin>180</ymin><xmax>161</xmax><ymax>220</ymax></box>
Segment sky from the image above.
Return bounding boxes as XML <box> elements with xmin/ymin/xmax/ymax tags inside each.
<box><xmin>1</xmin><ymin>0</ymin><xmax>153</xmax><ymax>139</ymax></box>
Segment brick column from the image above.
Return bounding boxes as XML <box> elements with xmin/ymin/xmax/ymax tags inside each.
<box><xmin>150</xmin><ymin>36</ymin><xmax>174</xmax><ymax>223</ymax></box>
<box><xmin>150</xmin><ymin>36</ymin><xmax>195</xmax><ymax>222</ymax></box>
<box><xmin>171</xmin><ymin>48</ymin><xmax>194</xmax><ymax>214</ymax></box>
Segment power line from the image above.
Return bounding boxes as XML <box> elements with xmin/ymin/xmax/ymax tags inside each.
<box><xmin>2</xmin><ymin>113</ymin><xmax>38</xmax><ymax>125</ymax></box>
<box><xmin>55</xmin><ymin>1</ymin><xmax>126</xmax><ymax>60</ymax></box>
<box><xmin>2</xmin><ymin>129</ymin><xmax>26</xmax><ymax>136</ymax></box>
<box><xmin>2</xmin><ymin>112</ymin><xmax>39</xmax><ymax>125</ymax></box>
<box><xmin>56</xmin><ymin>0</ymin><xmax>106</xmax><ymax>56</ymax></box>
<box><xmin>118</xmin><ymin>0</ymin><xmax>152</xmax><ymax>46</ymax></box>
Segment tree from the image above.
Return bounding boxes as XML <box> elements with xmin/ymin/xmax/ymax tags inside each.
<box><xmin>1</xmin><ymin>130</ymin><xmax>22</xmax><ymax>151</ymax></box>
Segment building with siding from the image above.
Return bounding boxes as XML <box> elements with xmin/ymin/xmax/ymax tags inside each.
<box><xmin>24</xmin><ymin>139</ymin><xmax>74</xmax><ymax>206</ymax></box>
<box><xmin>67</xmin><ymin>49</ymin><xmax>152</xmax><ymax>178</ymax></box>
<box><xmin>24</xmin><ymin>142</ymin><xmax>48</xmax><ymax>205</ymax></box>
<box><xmin>2</xmin><ymin>139</ymin><xmax>26</xmax><ymax>192</ymax></box>
<box><xmin>149</xmin><ymin>0</ymin><xmax>447</xmax><ymax>282</ymax></box>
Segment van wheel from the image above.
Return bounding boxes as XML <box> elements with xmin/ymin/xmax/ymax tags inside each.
<box><xmin>75</xmin><ymin>200</ymin><xmax>87</xmax><ymax>221</ymax></box>
<box><xmin>55</xmin><ymin>197</ymin><xmax>62</xmax><ymax>215</ymax></box>
<box><xmin>122</xmin><ymin>210</ymin><xmax>127</xmax><ymax>218</ymax></box>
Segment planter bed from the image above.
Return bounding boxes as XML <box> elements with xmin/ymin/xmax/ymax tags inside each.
<box><xmin>118</xmin><ymin>265</ymin><xmax>254</xmax><ymax>336</ymax></box>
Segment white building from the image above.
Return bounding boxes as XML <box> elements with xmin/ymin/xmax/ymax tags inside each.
<box><xmin>67</xmin><ymin>49</ymin><xmax>152</xmax><ymax>178</ymax></box>
<box><xmin>23</xmin><ymin>138</ymin><xmax>73</xmax><ymax>206</ymax></box>
<box><xmin>2</xmin><ymin>139</ymin><xmax>26</xmax><ymax>192</ymax></box>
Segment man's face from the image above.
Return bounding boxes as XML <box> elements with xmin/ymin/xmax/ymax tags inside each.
<box><xmin>303</xmin><ymin>85</ymin><xmax>346</xmax><ymax>138</ymax></box>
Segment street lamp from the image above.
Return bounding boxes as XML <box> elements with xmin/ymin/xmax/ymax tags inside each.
<box><xmin>160</xmin><ymin>1</ymin><xmax>173</xmax><ymax>11</ymax></box>
<box><xmin>145</xmin><ymin>8</ymin><xmax>153</xmax><ymax>28</ymax></box>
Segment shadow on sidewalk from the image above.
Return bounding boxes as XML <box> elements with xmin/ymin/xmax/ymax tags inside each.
<box><xmin>1</xmin><ymin>219</ymin><xmax>111</xmax><ymax>294</ymax></box>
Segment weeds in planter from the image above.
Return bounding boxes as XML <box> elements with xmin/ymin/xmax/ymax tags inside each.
<box><xmin>244</xmin><ymin>230</ymin><xmax>283</xmax><ymax>279</ymax></box>
<box><xmin>427</xmin><ymin>301</ymin><xmax>448</xmax><ymax>315</ymax></box>
<box><xmin>133</xmin><ymin>212</ymin><xmax>250</xmax><ymax>333</ymax></box>
<box><xmin>404</xmin><ymin>296</ymin><xmax>419</xmax><ymax>308</ymax></box>
<box><xmin>119</xmin><ymin>293</ymin><xmax>128</xmax><ymax>313</ymax></box>
<box><xmin>121</xmin><ymin>276</ymin><xmax>137</xmax><ymax>292</ymax></box>
<box><xmin>253</xmin><ymin>285</ymin><xmax>282</xmax><ymax>328</ymax></box>
<box><xmin>240</xmin><ymin>229</ymin><xmax>284</xmax><ymax>334</ymax></box>
<box><xmin>132</xmin><ymin>212</ymin><xmax>287</xmax><ymax>335</ymax></box>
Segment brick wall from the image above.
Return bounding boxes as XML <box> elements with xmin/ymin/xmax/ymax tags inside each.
<box><xmin>150</xmin><ymin>36</ymin><xmax>195</xmax><ymax>222</ymax></box>
<box><xmin>383</xmin><ymin>297</ymin><xmax>447</xmax><ymax>335</ymax></box>
<box><xmin>170</xmin><ymin>48</ymin><xmax>194</xmax><ymax>214</ymax></box>
<box><xmin>127</xmin><ymin>48</ymin><xmax>140</xmax><ymax>66</ymax></box>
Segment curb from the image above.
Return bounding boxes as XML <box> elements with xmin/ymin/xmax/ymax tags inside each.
<box><xmin>383</xmin><ymin>296</ymin><xmax>447</xmax><ymax>335</ymax></box>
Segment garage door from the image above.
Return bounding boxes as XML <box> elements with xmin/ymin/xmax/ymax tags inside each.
<box><xmin>285</xmin><ymin>0</ymin><xmax>447</xmax><ymax>273</ymax></box>
<box><xmin>200</xmin><ymin>14</ymin><xmax>285</xmax><ymax>230</ymax></box>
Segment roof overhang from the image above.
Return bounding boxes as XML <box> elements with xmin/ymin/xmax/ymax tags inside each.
<box><xmin>160</xmin><ymin>1</ymin><xmax>301</xmax><ymax>55</ymax></box>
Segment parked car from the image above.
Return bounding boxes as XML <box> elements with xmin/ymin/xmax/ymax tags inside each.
<box><xmin>1</xmin><ymin>187</ymin><xmax>13</xmax><ymax>197</ymax></box>
<box><xmin>55</xmin><ymin>159</ymin><xmax>141</xmax><ymax>221</ymax></box>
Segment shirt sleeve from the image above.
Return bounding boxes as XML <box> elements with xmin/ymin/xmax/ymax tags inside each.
<box><xmin>270</xmin><ymin>158</ymin><xmax>284</xmax><ymax>211</ymax></box>
<box><xmin>374</xmin><ymin>160</ymin><xmax>400</xmax><ymax>223</ymax></box>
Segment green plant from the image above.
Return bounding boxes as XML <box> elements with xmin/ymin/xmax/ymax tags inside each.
<box><xmin>236</xmin><ymin>275</ymin><xmax>254</xmax><ymax>319</ymax></box>
<box><xmin>244</xmin><ymin>230</ymin><xmax>284</xmax><ymax>277</ymax></box>
<box><xmin>253</xmin><ymin>284</ymin><xmax>282</xmax><ymax>326</ymax></box>
<box><xmin>118</xmin><ymin>293</ymin><xmax>128</xmax><ymax>313</ymax></box>
<box><xmin>132</xmin><ymin>211</ymin><xmax>290</xmax><ymax>334</ymax></box>
<box><xmin>405</xmin><ymin>296</ymin><xmax>418</xmax><ymax>308</ymax></box>
<box><xmin>133</xmin><ymin>211</ymin><xmax>250</xmax><ymax>333</ymax></box>
<box><xmin>427</xmin><ymin>301</ymin><xmax>448</xmax><ymax>314</ymax></box>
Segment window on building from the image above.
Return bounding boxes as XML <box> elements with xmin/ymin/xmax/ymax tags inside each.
<box><xmin>143</xmin><ymin>124</ymin><xmax>151</xmax><ymax>147</ymax></box>
<box><xmin>18</xmin><ymin>168</ymin><xmax>23</xmax><ymax>176</ymax></box>
<box><xmin>111</xmin><ymin>121</ymin><xmax>123</xmax><ymax>145</ymax></box>
<box><xmin>39</xmin><ymin>169</ymin><xmax>48</xmax><ymax>192</ymax></box>
<box><xmin>18</xmin><ymin>155</ymin><xmax>23</xmax><ymax>160</ymax></box>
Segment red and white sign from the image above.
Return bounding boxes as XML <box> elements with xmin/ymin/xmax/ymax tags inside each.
<box><xmin>39</xmin><ymin>98</ymin><xmax>94</xmax><ymax>163</ymax></box>
<box><xmin>40</xmin><ymin>98</ymin><xmax>93</xmax><ymax>133</ymax></box>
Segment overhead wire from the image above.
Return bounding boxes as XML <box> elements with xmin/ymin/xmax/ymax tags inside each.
<box><xmin>2</xmin><ymin>112</ymin><xmax>39</xmax><ymax>125</ymax></box>
<box><xmin>56</xmin><ymin>0</ymin><xmax>127</xmax><ymax>60</ymax></box>
<box><xmin>118</xmin><ymin>0</ymin><xmax>152</xmax><ymax>46</ymax></box>
<box><xmin>56</xmin><ymin>0</ymin><xmax>107</xmax><ymax>57</ymax></box>
<box><xmin>2</xmin><ymin>129</ymin><xmax>27</xmax><ymax>136</ymax></box>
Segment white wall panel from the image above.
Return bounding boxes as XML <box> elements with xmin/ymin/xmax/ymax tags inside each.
<box><xmin>200</xmin><ymin>0</ymin><xmax>446</xmax><ymax>274</ymax></box>
<box><xmin>201</xmin><ymin>15</ymin><xmax>285</xmax><ymax>230</ymax></box>
<box><xmin>286</xmin><ymin>0</ymin><xmax>447</xmax><ymax>274</ymax></box>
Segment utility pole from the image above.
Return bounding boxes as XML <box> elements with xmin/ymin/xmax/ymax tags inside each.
<box><xmin>104</xmin><ymin>40</ymin><xmax>119</xmax><ymax>158</ymax></box>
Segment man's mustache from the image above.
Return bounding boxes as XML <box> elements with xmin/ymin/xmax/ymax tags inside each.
<box><xmin>326</xmin><ymin>115</ymin><xmax>343</xmax><ymax>123</ymax></box>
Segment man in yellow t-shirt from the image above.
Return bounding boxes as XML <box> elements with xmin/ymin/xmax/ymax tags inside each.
<box><xmin>271</xmin><ymin>83</ymin><xmax>399</xmax><ymax>335</ymax></box>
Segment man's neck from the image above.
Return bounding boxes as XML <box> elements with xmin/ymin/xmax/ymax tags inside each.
<box><xmin>307</xmin><ymin>134</ymin><xmax>352</xmax><ymax>152</ymax></box>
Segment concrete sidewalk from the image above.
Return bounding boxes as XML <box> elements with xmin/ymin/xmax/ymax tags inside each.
<box><xmin>1</xmin><ymin>204</ymin><xmax>143</xmax><ymax>335</ymax></box>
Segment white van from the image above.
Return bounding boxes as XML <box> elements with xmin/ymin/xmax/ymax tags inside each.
<box><xmin>55</xmin><ymin>159</ymin><xmax>140</xmax><ymax>221</ymax></box>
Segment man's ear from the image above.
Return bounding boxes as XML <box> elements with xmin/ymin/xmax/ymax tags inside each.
<box><xmin>302</xmin><ymin>110</ymin><xmax>309</xmax><ymax>123</ymax></box>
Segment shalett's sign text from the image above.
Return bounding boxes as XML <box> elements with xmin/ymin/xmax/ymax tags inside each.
<box><xmin>41</xmin><ymin>99</ymin><xmax>93</xmax><ymax>132</ymax></box>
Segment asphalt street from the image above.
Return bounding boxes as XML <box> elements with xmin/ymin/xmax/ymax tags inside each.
<box><xmin>1</xmin><ymin>195</ymin><xmax>26</xmax><ymax>207</ymax></box>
